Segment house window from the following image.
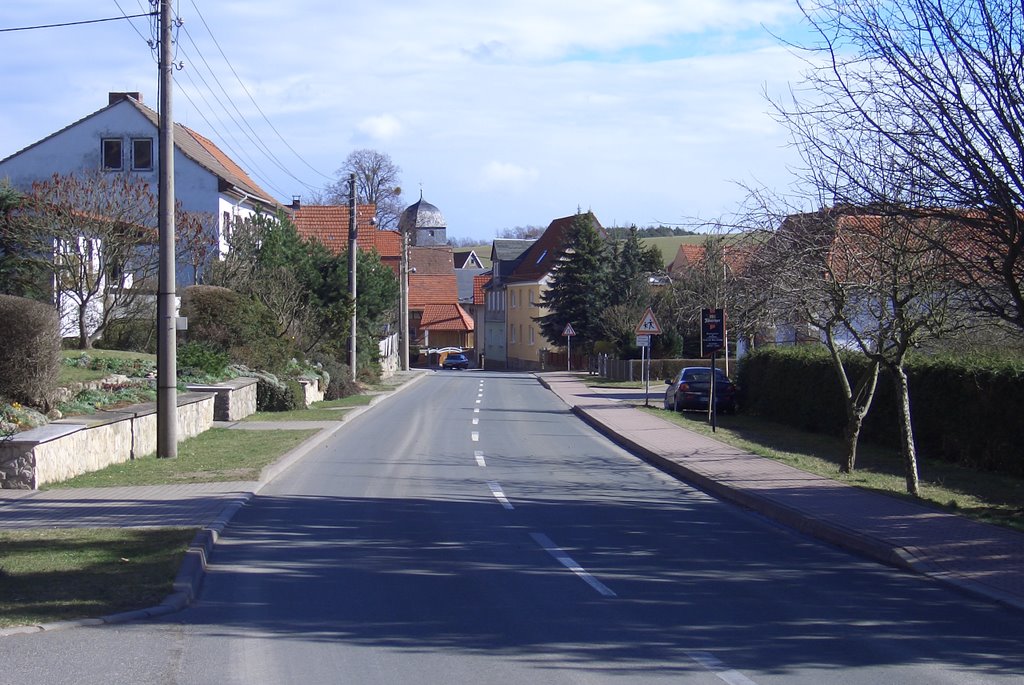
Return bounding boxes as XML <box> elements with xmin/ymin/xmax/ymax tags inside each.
<box><xmin>509</xmin><ymin>324</ymin><xmax>516</xmax><ymax>343</ymax></box>
<box><xmin>102</xmin><ymin>138</ymin><xmax>123</xmax><ymax>170</ymax></box>
<box><xmin>223</xmin><ymin>211</ymin><xmax>232</xmax><ymax>242</ymax></box>
<box><xmin>131</xmin><ymin>138</ymin><xmax>153</xmax><ymax>170</ymax></box>
<box><xmin>529</xmin><ymin>326</ymin><xmax>535</xmax><ymax>345</ymax></box>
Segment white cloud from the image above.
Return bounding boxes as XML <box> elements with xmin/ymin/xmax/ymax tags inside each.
<box><xmin>0</xmin><ymin>1</ymin><xmax>812</xmax><ymax>238</ymax></box>
<box><xmin>356</xmin><ymin>114</ymin><xmax>404</xmax><ymax>142</ymax></box>
<box><xmin>478</xmin><ymin>161</ymin><xmax>540</xmax><ymax>191</ymax></box>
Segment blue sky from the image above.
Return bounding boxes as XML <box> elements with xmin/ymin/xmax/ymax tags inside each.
<box><xmin>0</xmin><ymin>1</ymin><xmax>813</xmax><ymax>240</ymax></box>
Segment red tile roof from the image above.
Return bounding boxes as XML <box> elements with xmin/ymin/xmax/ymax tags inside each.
<box><xmin>668</xmin><ymin>240</ymin><xmax>752</xmax><ymax>275</ymax></box>
<box><xmin>409</xmin><ymin>273</ymin><xmax>458</xmax><ymax>308</ymax></box>
<box><xmin>293</xmin><ymin>205</ymin><xmax>401</xmax><ymax>262</ymax></box>
<box><xmin>473</xmin><ymin>273</ymin><xmax>488</xmax><ymax>305</ymax></box>
<box><xmin>419</xmin><ymin>303</ymin><xmax>474</xmax><ymax>332</ymax></box>
<box><xmin>410</xmin><ymin>246</ymin><xmax>455</xmax><ymax>274</ymax></box>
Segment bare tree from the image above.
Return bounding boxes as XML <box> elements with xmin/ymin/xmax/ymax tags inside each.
<box><xmin>752</xmin><ymin>206</ymin><xmax>882</xmax><ymax>474</ymax></box>
<box><xmin>326</xmin><ymin>149</ymin><xmax>403</xmax><ymax>230</ymax></box>
<box><xmin>10</xmin><ymin>172</ymin><xmax>159</xmax><ymax>349</ymax></box>
<box><xmin>774</xmin><ymin>0</ymin><xmax>1024</xmax><ymax>332</ymax></box>
<box><xmin>499</xmin><ymin>225</ymin><xmax>546</xmax><ymax>239</ymax></box>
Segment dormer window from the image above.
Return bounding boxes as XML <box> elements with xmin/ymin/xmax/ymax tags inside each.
<box><xmin>102</xmin><ymin>138</ymin><xmax>123</xmax><ymax>170</ymax></box>
<box><xmin>132</xmin><ymin>138</ymin><xmax>153</xmax><ymax>170</ymax></box>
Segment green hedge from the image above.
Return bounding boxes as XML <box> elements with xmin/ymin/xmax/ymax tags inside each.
<box><xmin>0</xmin><ymin>294</ymin><xmax>61</xmax><ymax>408</ymax></box>
<box><xmin>737</xmin><ymin>346</ymin><xmax>1024</xmax><ymax>477</ymax></box>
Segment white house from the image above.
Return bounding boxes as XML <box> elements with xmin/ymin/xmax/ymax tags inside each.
<box><xmin>0</xmin><ymin>91</ymin><xmax>281</xmax><ymax>287</ymax></box>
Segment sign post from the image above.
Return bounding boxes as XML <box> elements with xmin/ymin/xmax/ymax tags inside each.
<box><xmin>562</xmin><ymin>323</ymin><xmax>576</xmax><ymax>371</ymax></box>
<box><xmin>634</xmin><ymin>308</ymin><xmax>662</xmax><ymax>407</ymax></box>
<box><xmin>701</xmin><ymin>308</ymin><xmax>725</xmax><ymax>431</ymax></box>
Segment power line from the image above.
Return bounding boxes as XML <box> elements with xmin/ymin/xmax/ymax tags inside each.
<box><xmin>186</xmin><ymin>0</ymin><xmax>333</xmax><ymax>182</ymax></box>
<box><xmin>0</xmin><ymin>12</ymin><xmax>155</xmax><ymax>33</ymax></box>
<box><xmin>174</xmin><ymin>23</ymin><xmax>318</xmax><ymax>193</ymax></box>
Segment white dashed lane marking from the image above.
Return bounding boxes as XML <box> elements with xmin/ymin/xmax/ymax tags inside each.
<box><xmin>529</xmin><ymin>532</ymin><xmax>617</xmax><ymax>598</ymax></box>
<box><xmin>488</xmin><ymin>481</ymin><xmax>514</xmax><ymax>510</ymax></box>
<box><xmin>685</xmin><ymin>652</ymin><xmax>760</xmax><ymax>685</ymax></box>
<box><xmin>475</xmin><ymin>450</ymin><xmax>486</xmax><ymax>467</ymax></box>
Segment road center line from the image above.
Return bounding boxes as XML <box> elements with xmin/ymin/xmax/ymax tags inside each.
<box><xmin>685</xmin><ymin>651</ymin><xmax>760</xmax><ymax>685</ymax></box>
<box><xmin>471</xmin><ymin>431</ymin><xmax>479</xmax><ymax>442</ymax></box>
<box><xmin>472</xmin><ymin>418</ymin><xmax>479</xmax><ymax>425</ymax></box>
<box><xmin>474</xmin><ymin>407</ymin><xmax>480</xmax><ymax>413</ymax></box>
<box><xmin>487</xmin><ymin>481</ymin><xmax>513</xmax><ymax>510</ymax></box>
<box><xmin>529</xmin><ymin>532</ymin><xmax>617</xmax><ymax>598</ymax></box>
<box><xmin>475</xmin><ymin>450</ymin><xmax>486</xmax><ymax>467</ymax></box>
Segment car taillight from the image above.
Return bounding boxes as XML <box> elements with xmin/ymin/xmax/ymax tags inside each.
<box><xmin>678</xmin><ymin>382</ymin><xmax>689</xmax><ymax>392</ymax></box>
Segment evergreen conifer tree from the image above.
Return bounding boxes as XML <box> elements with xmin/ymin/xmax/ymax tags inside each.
<box><xmin>536</xmin><ymin>211</ymin><xmax>610</xmax><ymax>351</ymax></box>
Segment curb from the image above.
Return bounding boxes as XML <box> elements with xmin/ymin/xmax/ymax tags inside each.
<box><xmin>0</xmin><ymin>371</ymin><xmax>429</xmax><ymax>637</ymax></box>
<box><xmin>535</xmin><ymin>373</ymin><xmax>1024</xmax><ymax>613</ymax></box>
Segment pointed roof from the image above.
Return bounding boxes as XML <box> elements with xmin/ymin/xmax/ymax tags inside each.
<box><xmin>472</xmin><ymin>273</ymin><xmax>489</xmax><ymax>305</ymax></box>
<box><xmin>506</xmin><ymin>212</ymin><xmax>603</xmax><ymax>284</ymax></box>
<box><xmin>454</xmin><ymin>249</ymin><xmax>485</xmax><ymax>269</ymax></box>
<box><xmin>293</xmin><ymin>204</ymin><xmax>400</xmax><ymax>262</ymax></box>
<box><xmin>419</xmin><ymin>303</ymin><xmax>474</xmax><ymax>332</ymax></box>
<box><xmin>491</xmin><ymin>239</ymin><xmax>534</xmax><ymax>262</ymax></box>
<box><xmin>1</xmin><ymin>93</ymin><xmax>280</xmax><ymax>209</ymax></box>
<box><xmin>398</xmin><ymin>192</ymin><xmax>446</xmax><ymax>231</ymax></box>
<box><xmin>408</xmin><ymin>273</ymin><xmax>458</xmax><ymax>308</ymax></box>
<box><xmin>409</xmin><ymin>245</ymin><xmax>456</xmax><ymax>275</ymax></box>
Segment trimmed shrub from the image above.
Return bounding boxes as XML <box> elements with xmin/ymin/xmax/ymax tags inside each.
<box><xmin>177</xmin><ymin>341</ymin><xmax>230</xmax><ymax>379</ymax></box>
<box><xmin>181</xmin><ymin>285</ymin><xmax>295</xmax><ymax>375</ymax></box>
<box><xmin>93</xmin><ymin>316</ymin><xmax>157</xmax><ymax>353</ymax></box>
<box><xmin>737</xmin><ymin>346</ymin><xmax>1024</xmax><ymax>477</ymax></box>
<box><xmin>0</xmin><ymin>294</ymin><xmax>61</xmax><ymax>409</ymax></box>
<box><xmin>247</xmin><ymin>370</ymin><xmax>303</xmax><ymax>412</ymax></box>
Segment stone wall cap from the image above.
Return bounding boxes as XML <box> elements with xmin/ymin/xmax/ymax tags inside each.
<box><xmin>3</xmin><ymin>423</ymin><xmax>85</xmax><ymax>445</ymax></box>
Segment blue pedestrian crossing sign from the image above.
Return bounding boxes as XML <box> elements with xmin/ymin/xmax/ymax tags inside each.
<box><xmin>634</xmin><ymin>307</ymin><xmax>662</xmax><ymax>335</ymax></box>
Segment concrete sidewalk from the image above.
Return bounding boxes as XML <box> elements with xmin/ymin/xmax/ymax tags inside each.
<box><xmin>539</xmin><ymin>372</ymin><xmax>1024</xmax><ymax>612</ymax></box>
<box><xmin>0</xmin><ymin>369</ymin><xmax>429</xmax><ymax>636</ymax></box>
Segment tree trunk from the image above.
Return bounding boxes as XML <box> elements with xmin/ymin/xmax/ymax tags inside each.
<box><xmin>78</xmin><ymin>301</ymin><xmax>91</xmax><ymax>350</ymax></box>
<box><xmin>825</xmin><ymin>328</ymin><xmax>880</xmax><ymax>473</ymax></box>
<box><xmin>892</xmin><ymin>364</ymin><xmax>920</xmax><ymax>496</ymax></box>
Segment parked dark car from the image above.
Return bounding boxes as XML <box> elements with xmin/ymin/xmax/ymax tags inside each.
<box><xmin>664</xmin><ymin>366</ymin><xmax>737</xmax><ymax>413</ymax></box>
<box><xmin>441</xmin><ymin>352</ymin><xmax>470</xmax><ymax>370</ymax></box>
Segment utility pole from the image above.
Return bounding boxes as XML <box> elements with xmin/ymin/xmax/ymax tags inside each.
<box><xmin>348</xmin><ymin>172</ymin><xmax>357</xmax><ymax>381</ymax></box>
<box><xmin>400</xmin><ymin>226</ymin><xmax>410</xmax><ymax>371</ymax></box>
<box><xmin>156</xmin><ymin>0</ymin><xmax>178</xmax><ymax>458</ymax></box>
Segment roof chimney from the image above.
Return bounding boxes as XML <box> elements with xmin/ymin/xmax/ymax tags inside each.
<box><xmin>109</xmin><ymin>92</ymin><xmax>142</xmax><ymax>106</ymax></box>
<box><xmin>291</xmin><ymin>195</ymin><xmax>301</xmax><ymax>210</ymax></box>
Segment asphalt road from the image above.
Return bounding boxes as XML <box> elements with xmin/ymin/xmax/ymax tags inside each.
<box><xmin>3</xmin><ymin>371</ymin><xmax>1024</xmax><ymax>684</ymax></box>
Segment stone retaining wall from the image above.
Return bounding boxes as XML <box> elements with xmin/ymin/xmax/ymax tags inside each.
<box><xmin>0</xmin><ymin>378</ymin><xmax>259</xmax><ymax>489</ymax></box>
<box><xmin>298</xmin><ymin>378</ymin><xmax>324</xmax><ymax>407</ymax></box>
<box><xmin>185</xmin><ymin>377</ymin><xmax>257</xmax><ymax>421</ymax></box>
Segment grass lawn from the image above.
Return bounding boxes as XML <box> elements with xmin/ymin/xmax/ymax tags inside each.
<box><xmin>640</xmin><ymin>407</ymin><xmax>1024</xmax><ymax>533</ymax></box>
<box><xmin>575</xmin><ymin>374</ymin><xmax>1024</xmax><ymax>532</ymax></box>
<box><xmin>59</xmin><ymin>349</ymin><xmax>157</xmax><ymax>384</ymax></box>
<box><xmin>0</xmin><ymin>527</ymin><xmax>196</xmax><ymax>628</ymax></box>
<box><xmin>46</xmin><ymin>427</ymin><xmax>319</xmax><ymax>488</ymax></box>
<box><xmin>243</xmin><ymin>394</ymin><xmax>374</xmax><ymax>422</ymax></box>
